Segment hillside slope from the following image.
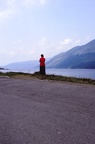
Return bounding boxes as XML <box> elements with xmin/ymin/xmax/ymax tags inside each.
<box><xmin>3</xmin><ymin>60</ymin><xmax>39</xmax><ymax>71</ymax></box>
<box><xmin>46</xmin><ymin>39</ymin><xmax>95</xmax><ymax>69</ymax></box>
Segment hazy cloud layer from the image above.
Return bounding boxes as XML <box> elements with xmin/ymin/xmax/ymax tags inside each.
<box><xmin>0</xmin><ymin>0</ymin><xmax>95</xmax><ymax>65</ymax></box>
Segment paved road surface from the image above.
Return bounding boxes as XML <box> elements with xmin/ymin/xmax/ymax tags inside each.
<box><xmin>0</xmin><ymin>77</ymin><xmax>95</xmax><ymax>144</ymax></box>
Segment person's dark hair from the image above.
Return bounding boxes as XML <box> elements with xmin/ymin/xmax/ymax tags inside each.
<box><xmin>41</xmin><ymin>54</ymin><xmax>44</xmax><ymax>57</ymax></box>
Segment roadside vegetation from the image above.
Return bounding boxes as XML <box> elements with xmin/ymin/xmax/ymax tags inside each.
<box><xmin>0</xmin><ymin>71</ymin><xmax>95</xmax><ymax>85</ymax></box>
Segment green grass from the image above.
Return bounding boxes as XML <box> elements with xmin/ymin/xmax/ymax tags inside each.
<box><xmin>0</xmin><ymin>71</ymin><xmax>95</xmax><ymax>85</ymax></box>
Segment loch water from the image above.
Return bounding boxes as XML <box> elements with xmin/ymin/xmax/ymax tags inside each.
<box><xmin>1</xmin><ymin>68</ymin><xmax>95</xmax><ymax>80</ymax></box>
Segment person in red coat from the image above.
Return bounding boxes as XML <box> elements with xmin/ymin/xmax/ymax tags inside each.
<box><xmin>39</xmin><ymin>54</ymin><xmax>46</xmax><ymax>75</ymax></box>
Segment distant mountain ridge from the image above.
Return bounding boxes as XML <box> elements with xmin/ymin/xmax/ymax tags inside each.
<box><xmin>3</xmin><ymin>58</ymin><xmax>51</xmax><ymax>71</ymax></box>
<box><xmin>3</xmin><ymin>60</ymin><xmax>39</xmax><ymax>71</ymax></box>
<box><xmin>46</xmin><ymin>39</ymin><xmax>95</xmax><ymax>69</ymax></box>
<box><xmin>2</xmin><ymin>40</ymin><xmax>95</xmax><ymax>70</ymax></box>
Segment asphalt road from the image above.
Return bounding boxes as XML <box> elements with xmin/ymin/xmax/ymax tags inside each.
<box><xmin>0</xmin><ymin>77</ymin><xmax>95</xmax><ymax>144</ymax></box>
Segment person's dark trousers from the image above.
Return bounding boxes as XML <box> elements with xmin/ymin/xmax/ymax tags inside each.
<box><xmin>40</xmin><ymin>66</ymin><xmax>46</xmax><ymax>75</ymax></box>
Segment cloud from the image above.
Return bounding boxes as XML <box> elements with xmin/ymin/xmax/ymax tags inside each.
<box><xmin>74</xmin><ymin>39</ymin><xmax>81</xmax><ymax>45</ymax></box>
<box><xmin>13</xmin><ymin>40</ymin><xmax>21</xmax><ymax>44</ymax></box>
<box><xmin>60</xmin><ymin>39</ymin><xmax>72</xmax><ymax>46</ymax></box>
<box><xmin>40</xmin><ymin>0</ymin><xmax>47</xmax><ymax>5</ymax></box>
<box><xmin>22</xmin><ymin>0</ymin><xmax>47</xmax><ymax>7</ymax></box>
<box><xmin>10</xmin><ymin>51</ymin><xmax>15</xmax><ymax>56</ymax></box>
<box><xmin>38</xmin><ymin>37</ymin><xmax>47</xmax><ymax>47</ymax></box>
<box><xmin>7</xmin><ymin>0</ymin><xmax>16</xmax><ymax>8</ymax></box>
<box><xmin>84</xmin><ymin>36</ymin><xmax>94</xmax><ymax>44</ymax></box>
<box><xmin>28</xmin><ymin>50</ymin><xmax>35</xmax><ymax>55</ymax></box>
<box><xmin>57</xmin><ymin>38</ymin><xmax>72</xmax><ymax>50</ymax></box>
<box><xmin>0</xmin><ymin>0</ymin><xmax>48</xmax><ymax>20</ymax></box>
<box><xmin>0</xmin><ymin>9</ymin><xmax>14</xmax><ymax>19</ymax></box>
<box><xmin>22</xmin><ymin>0</ymin><xmax>35</xmax><ymax>6</ymax></box>
<box><xmin>0</xmin><ymin>0</ymin><xmax>16</xmax><ymax>20</ymax></box>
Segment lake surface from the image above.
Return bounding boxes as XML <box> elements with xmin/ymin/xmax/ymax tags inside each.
<box><xmin>1</xmin><ymin>68</ymin><xmax>95</xmax><ymax>80</ymax></box>
<box><xmin>46</xmin><ymin>68</ymin><xmax>95</xmax><ymax>80</ymax></box>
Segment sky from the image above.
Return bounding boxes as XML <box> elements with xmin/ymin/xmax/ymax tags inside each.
<box><xmin>0</xmin><ymin>0</ymin><xmax>95</xmax><ymax>66</ymax></box>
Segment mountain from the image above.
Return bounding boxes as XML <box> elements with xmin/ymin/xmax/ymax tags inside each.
<box><xmin>0</xmin><ymin>67</ymin><xmax>4</xmax><ymax>70</ymax></box>
<box><xmin>3</xmin><ymin>60</ymin><xmax>39</xmax><ymax>71</ymax></box>
<box><xmin>3</xmin><ymin>58</ymin><xmax>51</xmax><ymax>71</ymax></box>
<box><xmin>46</xmin><ymin>39</ymin><xmax>95</xmax><ymax>69</ymax></box>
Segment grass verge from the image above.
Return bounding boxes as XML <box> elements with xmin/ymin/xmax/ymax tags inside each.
<box><xmin>0</xmin><ymin>71</ymin><xmax>95</xmax><ymax>85</ymax></box>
